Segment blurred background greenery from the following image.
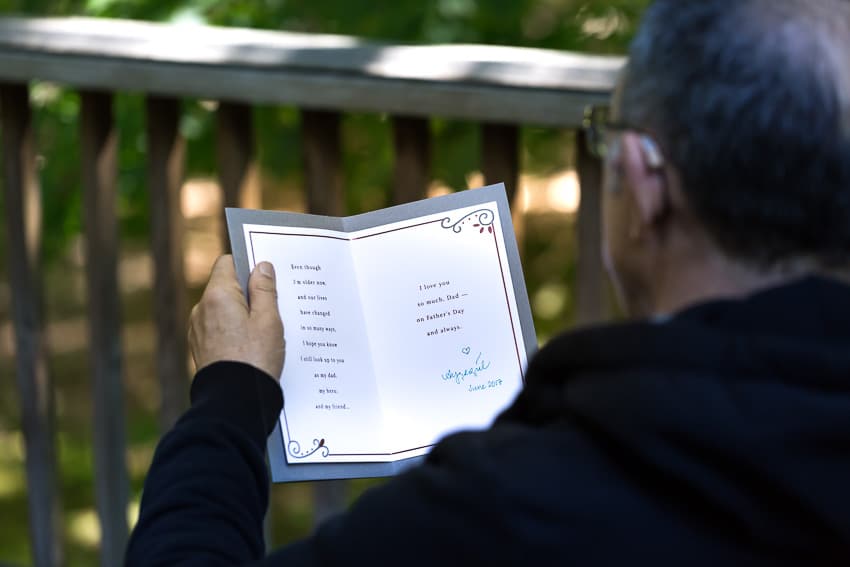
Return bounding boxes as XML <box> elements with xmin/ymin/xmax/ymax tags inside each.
<box><xmin>0</xmin><ymin>0</ymin><xmax>650</xmax><ymax>564</ymax></box>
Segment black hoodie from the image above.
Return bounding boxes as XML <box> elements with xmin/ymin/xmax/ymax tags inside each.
<box><xmin>126</xmin><ymin>277</ymin><xmax>850</xmax><ymax>566</ymax></box>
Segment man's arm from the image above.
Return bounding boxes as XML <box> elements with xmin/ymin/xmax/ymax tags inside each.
<box><xmin>125</xmin><ymin>255</ymin><xmax>510</xmax><ymax>566</ymax></box>
<box><xmin>125</xmin><ymin>362</ymin><xmax>282</xmax><ymax>566</ymax></box>
<box><xmin>126</xmin><ymin>256</ymin><xmax>286</xmax><ymax>566</ymax></box>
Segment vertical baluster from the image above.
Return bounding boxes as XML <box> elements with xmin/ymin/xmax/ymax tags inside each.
<box><xmin>302</xmin><ymin>110</ymin><xmax>344</xmax><ymax>216</ymax></box>
<box><xmin>312</xmin><ymin>480</ymin><xmax>348</xmax><ymax>526</ymax></box>
<box><xmin>575</xmin><ymin>130</ymin><xmax>607</xmax><ymax>326</ymax></box>
<box><xmin>0</xmin><ymin>83</ymin><xmax>63</xmax><ymax>567</ymax></box>
<box><xmin>80</xmin><ymin>90</ymin><xmax>129</xmax><ymax>566</ymax></box>
<box><xmin>481</xmin><ymin>123</ymin><xmax>520</xmax><ymax>203</ymax></box>
<box><xmin>217</xmin><ymin>102</ymin><xmax>259</xmax><ymax>248</ymax></box>
<box><xmin>215</xmin><ymin>100</ymin><xmax>275</xmax><ymax>548</ymax></box>
<box><xmin>300</xmin><ymin>108</ymin><xmax>348</xmax><ymax>526</ymax></box>
<box><xmin>391</xmin><ymin>116</ymin><xmax>430</xmax><ymax>205</ymax></box>
<box><xmin>146</xmin><ymin>96</ymin><xmax>189</xmax><ymax>431</ymax></box>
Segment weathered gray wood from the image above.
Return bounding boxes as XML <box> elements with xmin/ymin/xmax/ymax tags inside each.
<box><xmin>146</xmin><ymin>96</ymin><xmax>189</xmax><ymax>431</ymax></box>
<box><xmin>392</xmin><ymin>116</ymin><xmax>430</xmax><ymax>205</ymax></box>
<box><xmin>218</xmin><ymin>103</ymin><xmax>268</xmax><ymax>544</ymax></box>
<box><xmin>302</xmin><ymin>110</ymin><xmax>344</xmax><ymax>216</ymax></box>
<box><xmin>0</xmin><ymin>17</ymin><xmax>623</xmax><ymax>91</ymax></box>
<box><xmin>313</xmin><ymin>480</ymin><xmax>348</xmax><ymax>527</ymax></box>
<box><xmin>0</xmin><ymin>17</ymin><xmax>618</xmax><ymax>128</ymax></box>
<box><xmin>215</xmin><ymin>101</ymin><xmax>275</xmax><ymax>545</ymax></box>
<box><xmin>481</xmin><ymin>123</ymin><xmax>520</xmax><ymax>204</ymax></box>
<box><xmin>216</xmin><ymin>102</ymin><xmax>257</xmax><ymax>248</ymax></box>
<box><xmin>0</xmin><ymin>52</ymin><xmax>609</xmax><ymax>128</ymax></box>
<box><xmin>301</xmin><ymin>108</ymin><xmax>348</xmax><ymax>523</ymax></box>
<box><xmin>79</xmin><ymin>90</ymin><xmax>129</xmax><ymax>566</ymax></box>
<box><xmin>575</xmin><ymin>130</ymin><xmax>608</xmax><ymax>326</ymax></box>
<box><xmin>0</xmin><ymin>83</ymin><xmax>64</xmax><ymax>567</ymax></box>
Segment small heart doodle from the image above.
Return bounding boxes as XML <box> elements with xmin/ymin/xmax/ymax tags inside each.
<box><xmin>462</xmin><ymin>346</ymin><xmax>471</xmax><ymax>355</ymax></box>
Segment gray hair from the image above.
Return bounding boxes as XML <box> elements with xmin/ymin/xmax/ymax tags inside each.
<box><xmin>620</xmin><ymin>0</ymin><xmax>850</xmax><ymax>266</ymax></box>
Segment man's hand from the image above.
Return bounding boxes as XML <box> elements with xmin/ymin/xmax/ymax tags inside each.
<box><xmin>189</xmin><ymin>255</ymin><xmax>285</xmax><ymax>380</ymax></box>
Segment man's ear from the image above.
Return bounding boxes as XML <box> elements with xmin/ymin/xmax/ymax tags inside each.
<box><xmin>619</xmin><ymin>132</ymin><xmax>667</xmax><ymax>227</ymax></box>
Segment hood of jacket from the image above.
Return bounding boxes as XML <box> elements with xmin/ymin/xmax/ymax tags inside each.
<box><xmin>496</xmin><ymin>276</ymin><xmax>850</xmax><ymax>557</ymax></box>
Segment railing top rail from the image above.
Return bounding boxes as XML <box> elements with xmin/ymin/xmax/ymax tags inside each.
<box><xmin>0</xmin><ymin>16</ymin><xmax>624</xmax><ymax>126</ymax></box>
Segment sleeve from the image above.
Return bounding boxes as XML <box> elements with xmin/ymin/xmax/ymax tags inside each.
<box><xmin>125</xmin><ymin>361</ymin><xmax>517</xmax><ymax>566</ymax></box>
<box><xmin>125</xmin><ymin>361</ymin><xmax>284</xmax><ymax>567</ymax></box>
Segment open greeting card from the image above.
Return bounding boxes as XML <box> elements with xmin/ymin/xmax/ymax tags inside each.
<box><xmin>227</xmin><ymin>183</ymin><xmax>536</xmax><ymax>482</ymax></box>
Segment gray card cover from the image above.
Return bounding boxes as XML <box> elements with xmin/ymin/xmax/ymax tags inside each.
<box><xmin>226</xmin><ymin>183</ymin><xmax>536</xmax><ymax>483</ymax></box>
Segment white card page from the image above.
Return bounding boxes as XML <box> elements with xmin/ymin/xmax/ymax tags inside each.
<box><xmin>352</xmin><ymin>203</ymin><xmax>527</xmax><ymax>458</ymax></box>
<box><xmin>242</xmin><ymin>201</ymin><xmax>528</xmax><ymax>464</ymax></box>
<box><xmin>245</xmin><ymin>227</ymin><xmax>387</xmax><ymax>463</ymax></box>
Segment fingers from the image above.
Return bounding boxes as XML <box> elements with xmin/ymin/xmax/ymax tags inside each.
<box><xmin>206</xmin><ymin>255</ymin><xmax>237</xmax><ymax>289</ymax></box>
<box><xmin>248</xmin><ymin>261</ymin><xmax>279</xmax><ymax>317</ymax></box>
<box><xmin>248</xmin><ymin>262</ymin><xmax>285</xmax><ymax>377</ymax></box>
<box><xmin>201</xmin><ymin>255</ymin><xmax>248</xmax><ymax>313</ymax></box>
<box><xmin>187</xmin><ymin>255</ymin><xmax>285</xmax><ymax>379</ymax></box>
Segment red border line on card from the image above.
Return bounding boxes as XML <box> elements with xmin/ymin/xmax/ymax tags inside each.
<box><xmin>493</xmin><ymin>229</ymin><xmax>523</xmax><ymax>381</ymax></box>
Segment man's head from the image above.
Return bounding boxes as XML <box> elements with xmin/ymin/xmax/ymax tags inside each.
<box><xmin>599</xmin><ymin>0</ymin><xmax>850</xmax><ymax>316</ymax></box>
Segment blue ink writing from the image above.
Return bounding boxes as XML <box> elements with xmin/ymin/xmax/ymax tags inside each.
<box><xmin>442</xmin><ymin>352</ymin><xmax>491</xmax><ymax>384</ymax></box>
<box><xmin>469</xmin><ymin>378</ymin><xmax>504</xmax><ymax>392</ymax></box>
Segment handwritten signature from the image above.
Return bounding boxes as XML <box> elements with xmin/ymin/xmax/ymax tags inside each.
<box><xmin>442</xmin><ymin>352</ymin><xmax>491</xmax><ymax>384</ymax></box>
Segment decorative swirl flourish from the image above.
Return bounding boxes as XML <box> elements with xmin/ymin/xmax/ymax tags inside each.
<box><xmin>288</xmin><ymin>438</ymin><xmax>330</xmax><ymax>459</ymax></box>
<box><xmin>440</xmin><ymin>208</ymin><xmax>495</xmax><ymax>234</ymax></box>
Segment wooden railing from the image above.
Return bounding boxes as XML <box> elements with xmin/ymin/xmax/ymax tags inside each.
<box><xmin>0</xmin><ymin>16</ymin><xmax>622</xmax><ymax>566</ymax></box>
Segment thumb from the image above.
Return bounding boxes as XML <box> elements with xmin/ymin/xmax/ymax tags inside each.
<box><xmin>248</xmin><ymin>262</ymin><xmax>279</xmax><ymax>316</ymax></box>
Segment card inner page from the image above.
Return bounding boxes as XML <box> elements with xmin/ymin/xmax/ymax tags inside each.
<box><xmin>244</xmin><ymin>225</ymin><xmax>388</xmax><ymax>464</ymax></box>
<box><xmin>352</xmin><ymin>202</ymin><xmax>527</xmax><ymax>458</ymax></box>
<box><xmin>242</xmin><ymin>198</ymin><xmax>528</xmax><ymax>465</ymax></box>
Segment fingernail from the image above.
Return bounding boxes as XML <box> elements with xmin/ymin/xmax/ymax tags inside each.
<box><xmin>258</xmin><ymin>262</ymin><xmax>275</xmax><ymax>279</ymax></box>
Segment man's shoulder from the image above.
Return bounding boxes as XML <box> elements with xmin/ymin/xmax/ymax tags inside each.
<box><xmin>525</xmin><ymin>275</ymin><xmax>850</xmax><ymax>391</ymax></box>
<box><xmin>298</xmin><ymin>419</ymin><xmax>624</xmax><ymax>565</ymax></box>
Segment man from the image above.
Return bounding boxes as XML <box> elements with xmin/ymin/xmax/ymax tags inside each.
<box><xmin>126</xmin><ymin>0</ymin><xmax>850</xmax><ymax>564</ymax></box>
